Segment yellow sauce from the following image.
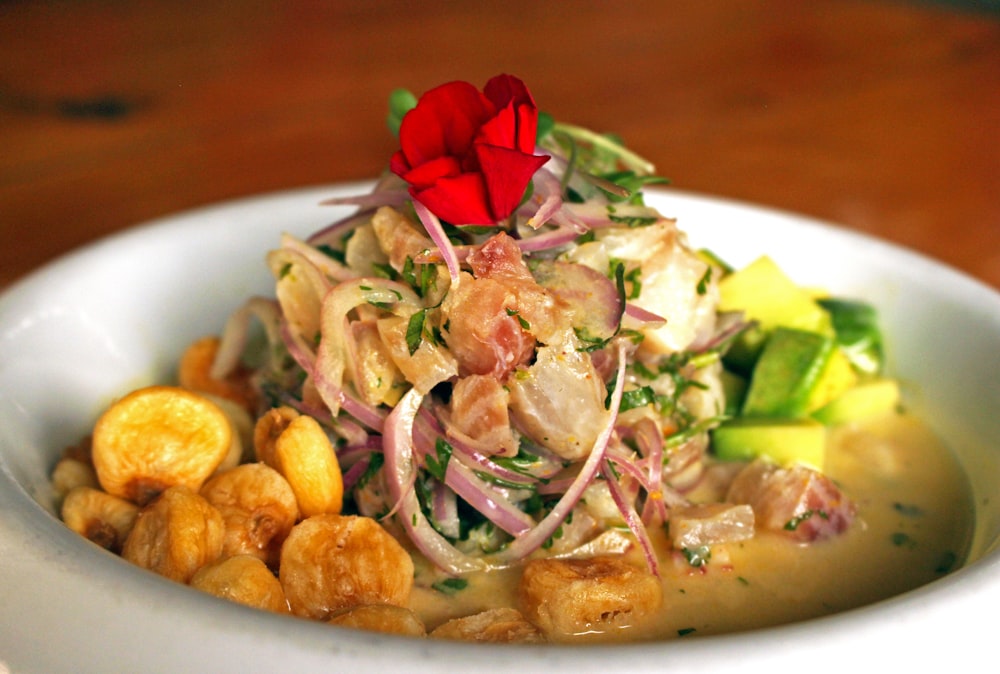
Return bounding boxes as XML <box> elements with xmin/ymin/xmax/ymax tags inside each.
<box><xmin>408</xmin><ymin>412</ymin><xmax>974</xmax><ymax>641</ymax></box>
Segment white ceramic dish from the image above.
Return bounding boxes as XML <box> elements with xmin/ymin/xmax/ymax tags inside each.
<box><xmin>2</xmin><ymin>184</ymin><xmax>999</xmax><ymax>673</ymax></box>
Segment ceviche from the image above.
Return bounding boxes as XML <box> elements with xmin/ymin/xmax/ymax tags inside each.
<box><xmin>50</xmin><ymin>75</ymin><xmax>972</xmax><ymax>643</ymax></box>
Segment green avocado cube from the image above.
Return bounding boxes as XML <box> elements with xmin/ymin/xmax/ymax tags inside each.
<box><xmin>712</xmin><ymin>418</ymin><xmax>826</xmax><ymax>469</ymax></box>
<box><xmin>741</xmin><ymin>328</ymin><xmax>839</xmax><ymax>418</ymax></box>
<box><xmin>718</xmin><ymin>256</ymin><xmax>833</xmax><ymax>373</ymax></box>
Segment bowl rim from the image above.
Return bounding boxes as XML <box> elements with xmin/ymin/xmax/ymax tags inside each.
<box><xmin>1</xmin><ymin>183</ymin><xmax>997</xmax><ymax>673</ymax></box>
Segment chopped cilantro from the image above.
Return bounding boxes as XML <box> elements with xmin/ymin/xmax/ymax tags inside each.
<box><xmin>432</xmin><ymin>577</ymin><xmax>469</xmax><ymax>595</ymax></box>
<box><xmin>406</xmin><ymin>309</ymin><xmax>426</xmax><ymax>355</ymax></box>
<box><xmin>682</xmin><ymin>545</ymin><xmax>711</xmax><ymax>567</ymax></box>
<box><xmin>425</xmin><ymin>438</ymin><xmax>453</xmax><ymax>481</ymax></box>
<box><xmin>784</xmin><ymin>510</ymin><xmax>829</xmax><ymax>531</ymax></box>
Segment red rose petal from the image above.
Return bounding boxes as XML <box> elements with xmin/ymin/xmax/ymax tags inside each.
<box><xmin>474</xmin><ymin>144</ymin><xmax>549</xmax><ymax>222</ymax></box>
<box><xmin>413</xmin><ymin>172</ymin><xmax>494</xmax><ymax>225</ymax></box>
<box><xmin>401</xmin><ymin>155</ymin><xmax>463</xmax><ymax>191</ymax></box>
<box><xmin>397</xmin><ymin>81</ymin><xmax>492</xmax><ymax>167</ymax></box>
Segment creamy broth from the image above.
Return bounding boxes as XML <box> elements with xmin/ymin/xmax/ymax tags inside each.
<box><xmin>408</xmin><ymin>411</ymin><xmax>974</xmax><ymax>641</ymax></box>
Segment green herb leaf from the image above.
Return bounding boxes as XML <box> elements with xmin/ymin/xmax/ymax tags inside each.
<box><xmin>682</xmin><ymin>545</ymin><xmax>711</xmax><ymax>567</ymax></box>
<box><xmin>432</xmin><ymin>577</ymin><xmax>469</xmax><ymax>595</ymax></box>
<box><xmin>425</xmin><ymin>438</ymin><xmax>453</xmax><ymax>481</ymax></box>
<box><xmin>506</xmin><ymin>307</ymin><xmax>531</xmax><ymax>330</ymax></box>
<box><xmin>406</xmin><ymin>310</ymin><xmax>426</xmax><ymax>356</ymax></box>
<box><xmin>620</xmin><ymin>385</ymin><xmax>655</xmax><ymax>412</ymax></box>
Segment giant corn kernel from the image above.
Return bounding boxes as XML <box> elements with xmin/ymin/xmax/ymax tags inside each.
<box><xmin>178</xmin><ymin>335</ymin><xmax>257</xmax><ymax>412</ymax></box>
<box><xmin>51</xmin><ymin>457</ymin><xmax>99</xmax><ymax>499</ymax></box>
<box><xmin>92</xmin><ymin>386</ymin><xmax>233</xmax><ymax>505</ymax></box>
<box><xmin>279</xmin><ymin>514</ymin><xmax>413</xmax><ymax>620</ymax></box>
<box><xmin>328</xmin><ymin>604</ymin><xmax>426</xmax><ymax>637</ymax></box>
<box><xmin>253</xmin><ymin>406</ymin><xmax>299</xmax><ymax>469</ymax></box>
<box><xmin>61</xmin><ymin>486</ymin><xmax>139</xmax><ymax>553</ymax></box>
<box><xmin>189</xmin><ymin>555</ymin><xmax>290</xmax><ymax>614</ymax></box>
<box><xmin>273</xmin><ymin>414</ymin><xmax>343</xmax><ymax>517</ymax></box>
<box><xmin>122</xmin><ymin>484</ymin><xmax>224</xmax><ymax>583</ymax></box>
<box><xmin>200</xmin><ymin>463</ymin><xmax>299</xmax><ymax>568</ymax></box>
<box><xmin>429</xmin><ymin>608</ymin><xmax>544</xmax><ymax>643</ymax></box>
<box><xmin>199</xmin><ymin>392</ymin><xmax>255</xmax><ymax>475</ymax></box>
<box><xmin>518</xmin><ymin>555</ymin><xmax>662</xmax><ymax>641</ymax></box>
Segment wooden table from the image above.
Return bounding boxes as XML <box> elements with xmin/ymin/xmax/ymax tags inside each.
<box><xmin>2</xmin><ymin>0</ymin><xmax>998</xmax><ymax>290</ymax></box>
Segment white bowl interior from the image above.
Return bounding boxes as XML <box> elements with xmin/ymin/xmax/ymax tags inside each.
<box><xmin>2</xmin><ymin>185</ymin><xmax>998</xmax><ymax>672</ymax></box>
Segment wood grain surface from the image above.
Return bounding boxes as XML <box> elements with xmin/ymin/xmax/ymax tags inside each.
<box><xmin>2</xmin><ymin>0</ymin><xmax>998</xmax><ymax>289</ymax></box>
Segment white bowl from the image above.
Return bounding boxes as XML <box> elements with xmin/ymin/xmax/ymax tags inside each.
<box><xmin>2</xmin><ymin>184</ymin><xmax>998</xmax><ymax>673</ymax></box>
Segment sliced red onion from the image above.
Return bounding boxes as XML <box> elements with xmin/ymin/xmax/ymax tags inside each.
<box><xmin>279</xmin><ymin>232</ymin><xmax>355</xmax><ymax>283</ymax></box>
<box><xmin>444</xmin><ymin>460</ymin><xmax>534</xmax><ymax>537</ymax></box>
<box><xmin>624</xmin><ymin>302</ymin><xmax>667</xmax><ymax>328</ymax></box>
<box><xmin>382</xmin><ymin>388</ymin><xmax>490</xmax><ymax>573</ymax></box>
<box><xmin>431</xmin><ymin>481</ymin><xmax>461</xmax><ymax>540</ymax></box>
<box><xmin>412</xmin><ymin>199</ymin><xmax>461</xmax><ymax>286</ymax></box>
<box><xmin>600</xmin><ymin>459</ymin><xmax>659</xmax><ymax>576</ymax></box>
<box><xmin>210</xmin><ymin>296</ymin><xmax>282</xmax><ymax>380</ymax></box>
<box><xmin>341</xmin><ymin>454</ymin><xmax>374</xmax><ymax>493</ymax></box>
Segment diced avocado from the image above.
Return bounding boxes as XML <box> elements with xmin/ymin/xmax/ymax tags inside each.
<box><xmin>817</xmin><ymin>297</ymin><xmax>885</xmax><ymax>376</ymax></box>
<box><xmin>722</xmin><ymin>323</ymin><xmax>767</xmax><ymax>376</ymax></box>
<box><xmin>805</xmin><ymin>346</ymin><xmax>858</xmax><ymax>412</ymax></box>
<box><xmin>718</xmin><ymin>256</ymin><xmax>834</xmax><ymax>336</ymax></box>
<box><xmin>812</xmin><ymin>378</ymin><xmax>901</xmax><ymax>425</ymax></box>
<box><xmin>741</xmin><ymin>328</ymin><xmax>837</xmax><ymax>418</ymax></box>
<box><xmin>718</xmin><ymin>256</ymin><xmax>834</xmax><ymax>373</ymax></box>
<box><xmin>712</xmin><ymin>418</ymin><xmax>826</xmax><ymax>469</ymax></box>
<box><xmin>720</xmin><ymin>368</ymin><xmax>748</xmax><ymax>416</ymax></box>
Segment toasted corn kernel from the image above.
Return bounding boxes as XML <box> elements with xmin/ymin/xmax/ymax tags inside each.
<box><xmin>429</xmin><ymin>608</ymin><xmax>545</xmax><ymax>643</ymax></box>
<box><xmin>178</xmin><ymin>335</ymin><xmax>257</xmax><ymax>412</ymax></box>
<box><xmin>189</xmin><ymin>555</ymin><xmax>289</xmax><ymax>614</ymax></box>
<box><xmin>252</xmin><ymin>406</ymin><xmax>299</xmax><ymax>468</ymax></box>
<box><xmin>273</xmin><ymin>414</ymin><xmax>343</xmax><ymax>517</ymax></box>
<box><xmin>328</xmin><ymin>604</ymin><xmax>426</xmax><ymax>637</ymax></box>
<box><xmin>122</xmin><ymin>484</ymin><xmax>224</xmax><ymax>583</ymax></box>
<box><xmin>199</xmin><ymin>393</ymin><xmax>255</xmax><ymax>474</ymax></box>
<box><xmin>61</xmin><ymin>486</ymin><xmax>139</xmax><ymax>553</ymax></box>
<box><xmin>92</xmin><ymin>386</ymin><xmax>233</xmax><ymax>505</ymax></box>
<box><xmin>200</xmin><ymin>463</ymin><xmax>299</xmax><ymax>568</ymax></box>
<box><xmin>279</xmin><ymin>514</ymin><xmax>413</xmax><ymax>620</ymax></box>
<box><xmin>51</xmin><ymin>457</ymin><xmax>99</xmax><ymax>499</ymax></box>
<box><xmin>518</xmin><ymin>555</ymin><xmax>663</xmax><ymax>641</ymax></box>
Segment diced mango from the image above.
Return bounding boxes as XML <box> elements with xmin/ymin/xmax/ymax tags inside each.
<box><xmin>812</xmin><ymin>378</ymin><xmax>901</xmax><ymax>426</ymax></box>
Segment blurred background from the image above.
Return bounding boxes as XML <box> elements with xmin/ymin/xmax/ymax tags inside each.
<box><xmin>1</xmin><ymin>0</ymin><xmax>998</xmax><ymax>289</ymax></box>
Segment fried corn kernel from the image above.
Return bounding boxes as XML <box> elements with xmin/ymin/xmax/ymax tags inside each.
<box><xmin>122</xmin><ymin>484</ymin><xmax>224</xmax><ymax>583</ymax></box>
<box><xmin>429</xmin><ymin>608</ymin><xmax>545</xmax><ymax>643</ymax></box>
<box><xmin>199</xmin><ymin>393</ymin><xmax>255</xmax><ymax>474</ymax></box>
<box><xmin>200</xmin><ymin>462</ymin><xmax>299</xmax><ymax>568</ymax></box>
<box><xmin>518</xmin><ymin>555</ymin><xmax>663</xmax><ymax>641</ymax></box>
<box><xmin>279</xmin><ymin>514</ymin><xmax>414</xmax><ymax>620</ymax></box>
<box><xmin>273</xmin><ymin>414</ymin><xmax>343</xmax><ymax>517</ymax></box>
<box><xmin>189</xmin><ymin>555</ymin><xmax>289</xmax><ymax>614</ymax></box>
<box><xmin>51</xmin><ymin>457</ymin><xmax>99</xmax><ymax>499</ymax></box>
<box><xmin>253</xmin><ymin>406</ymin><xmax>299</xmax><ymax>468</ymax></box>
<box><xmin>60</xmin><ymin>486</ymin><xmax>139</xmax><ymax>553</ymax></box>
<box><xmin>178</xmin><ymin>335</ymin><xmax>257</xmax><ymax>412</ymax></box>
<box><xmin>92</xmin><ymin>386</ymin><xmax>233</xmax><ymax>506</ymax></box>
<box><xmin>328</xmin><ymin>604</ymin><xmax>426</xmax><ymax>637</ymax></box>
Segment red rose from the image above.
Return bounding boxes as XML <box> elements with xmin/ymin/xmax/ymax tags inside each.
<box><xmin>389</xmin><ymin>74</ymin><xmax>549</xmax><ymax>225</ymax></box>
